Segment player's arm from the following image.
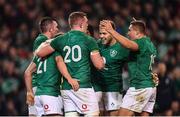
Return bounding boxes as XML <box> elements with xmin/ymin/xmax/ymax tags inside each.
<box><xmin>35</xmin><ymin>41</ymin><xmax>55</xmax><ymax>57</ymax></box>
<box><xmin>100</xmin><ymin>20</ymin><xmax>139</xmax><ymax>51</ymax></box>
<box><xmin>90</xmin><ymin>50</ymin><xmax>105</xmax><ymax>70</ymax></box>
<box><xmin>24</xmin><ymin>61</ymin><xmax>36</xmax><ymax>105</ymax></box>
<box><xmin>55</xmin><ymin>56</ymin><xmax>79</xmax><ymax>91</ymax></box>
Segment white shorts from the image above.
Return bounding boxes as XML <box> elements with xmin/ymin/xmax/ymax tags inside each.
<box><xmin>28</xmin><ymin>87</ymin><xmax>44</xmax><ymax>116</ymax></box>
<box><xmin>35</xmin><ymin>95</ymin><xmax>63</xmax><ymax>115</ymax></box>
<box><xmin>61</xmin><ymin>88</ymin><xmax>99</xmax><ymax>114</ymax></box>
<box><xmin>96</xmin><ymin>92</ymin><xmax>122</xmax><ymax>111</ymax></box>
<box><xmin>121</xmin><ymin>87</ymin><xmax>156</xmax><ymax>113</ymax></box>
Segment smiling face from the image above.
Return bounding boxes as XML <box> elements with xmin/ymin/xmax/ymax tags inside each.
<box><xmin>128</xmin><ymin>20</ymin><xmax>147</xmax><ymax>40</ymax></box>
<box><xmin>99</xmin><ymin>28</ymin><xmax>112</xmax><ymax>45</ymax></box>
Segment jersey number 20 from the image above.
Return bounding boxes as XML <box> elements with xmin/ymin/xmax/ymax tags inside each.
<box><xmin>63</xmin><ymin>45</ymin><xmax>82</xmax><ymax>63</ymax></box>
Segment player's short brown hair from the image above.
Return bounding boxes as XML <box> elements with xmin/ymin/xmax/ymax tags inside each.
<box><xmin>68</xmin><ymin>11</ymin><xmax>87</xmax><ymax>28</ymax></box>
<box><xmin>39</xmin><ymin>17</ymin><xmax>57</xmax><ymax>33</ymax></box>
<box><xmin>130</xmin><ymin>19</ymin><xmax>146</xmax><ymax>34</ymax></box>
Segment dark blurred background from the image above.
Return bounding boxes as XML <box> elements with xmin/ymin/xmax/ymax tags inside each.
<box><xmin>0</xmin><ymin>0</ymin><xmax>179</xmax><ymax>116</ymax></box>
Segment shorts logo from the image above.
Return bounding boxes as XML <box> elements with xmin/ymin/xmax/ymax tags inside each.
<box><xmin>110</xmin><ymin>49</ymin><xmax>117</xmax><ymax>57</ymax></box>
<box><xmin>44</xmin><ymin>104</ymin><xmax>49</xmax><ymax>110</ymax></box>
<box><xmin>82</xmin><ymin>104</ymin><xmax>87</xmax><ymax>110</ymax></box>
<box><xmin>111</xmin><ymin>102</ymin><xmax>115</xmax><ymax>107</ymax></box>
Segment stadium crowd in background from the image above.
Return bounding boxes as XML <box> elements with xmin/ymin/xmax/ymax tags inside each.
<box><xmin>0</xmin><ymin>0</ymin><xmax>179</xmax><ymax>115</ymax></box>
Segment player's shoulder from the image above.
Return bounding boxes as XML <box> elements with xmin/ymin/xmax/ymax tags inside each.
<box><xmin>134</xmin><ymin>36</ymin><xmax>150</xmax><ymax>47</ymax></box>
<box><xmin>54</xmin><ymin>33</ymin><xmax>64</xmax><ymax>40</ymax></box>
<box><xmin>33</xmin><ymin>34</ymin><xmax>48</xmax><ymax>51</ymax></box>
<box><xmin>36</xmin><ymin>34</ymin><xmax>47</xmax><ymax>40</ymax></box>
<box><xmin>51</xmin><ymin>33</ymin><xmax>66</xmax><ymax>44</ymax></box>
<box><xmin>34</xmin><ymin>34</ymin><xmax>47</xmax><ymax>43</ymax></box>
<box><xmin>69</xmin><ymin>30</ymin><xmax>95</xmax><ymax>41</ymax></box>
<box><xmin>86</xmin><ymin>34</ymin><xmax>95</xmax><ymax>41</ymax></box>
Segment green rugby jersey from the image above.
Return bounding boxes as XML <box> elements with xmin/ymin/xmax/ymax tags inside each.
<box><xmin>50</xmin><ymin>30</ymin><xmax>99</xmax><ymax>90</ymax></box>
<box><xmin>32</xmin><ymin>34</ymin><xmax>48</xmax><ymax>87</ymax></box>
<box><xmin>92</xmin><ymin>40</ymin><xmax>129</xmax><ymax>92</ymax></box>
<box><xmin>33</xmin><ymin>34</ymin><xmax>48</xmax><ymax>51</ymax></box>
<box><xmin>33</xmin><ymin>52</ymin><xmax>61</xmax><ymax>96</ymax></box>
<box><xmin>128</xmin><ymin>36</ymin><xmax>157</xmax><ymax>89</ymax></box>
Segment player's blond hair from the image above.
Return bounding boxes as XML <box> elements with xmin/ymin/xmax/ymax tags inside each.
<box><xmin>130</xmin><ymin>18</ymin><xmax>146</xmax><ymax>34</ymax></box>
<box><xmin>68</xmin><ymin>11</ymin><xmax>87</xmax><ymax>28</ymax></box>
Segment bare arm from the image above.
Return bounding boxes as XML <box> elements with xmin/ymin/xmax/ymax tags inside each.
<box><xmin>35</xmin><ymin>41</ymin><xmax>55</xmax><ymax>57</ymax></box>
<box><xmin>24</xmin><ymin>61</ymin><xmax>36</xmax><ymax>93</ymax></box>
<box><xmin>55</xmin><ymin>56</ymin><xmax>79</xmax><ymax>91</ymax></box>
<box><xmin>100</xmin><ymin>20</ymin><xmax>139</xmax><ymax>51</ymax></box>
<box><xmin>24</xmin><ymin>61</ymin><xmax>36</xmax><ymax>105</ymax></box>
<box><xmin>90</xmin><ymin>51</ymin><xmax>105</xmax><ymax>70</ymax></box>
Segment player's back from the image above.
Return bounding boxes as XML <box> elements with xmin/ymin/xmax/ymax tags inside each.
<box><xmin>51</xmin><ymin>30</ymin><xmax>99</xmax><ymax>89</ymax></box>
<box><xmin>33</xmin><ymin>52</ymin><xmax>61</xmax><ymax>97</ymax></box>
<box><xmin>32</xmin><ymin>34</ymin><xmax>48</xmax><ymax>87</ymax></box>
<box><xmin>128</xmin><ymin>36</ymin><xmax>157</xmax><ymax>89</ymax></box>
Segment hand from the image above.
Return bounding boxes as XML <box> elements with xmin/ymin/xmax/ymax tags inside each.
<box><xmin>68</xmin><ymin>78</ymin><xmax>80</xmax><ymax>91</ymax></box>
<box><xmin>26</xmin><ymin>92</ymin><xmax>35</xmax><ymax>106</ymax></box>
<box><xmin>151</xmin><ymin>73</ymin><xmax>159</xmax><ymax>86</ymax></box>
<box><xmin>100</xmin><ymin>20</ymin><xmax>114</xmax><ymax>32</ymax></box>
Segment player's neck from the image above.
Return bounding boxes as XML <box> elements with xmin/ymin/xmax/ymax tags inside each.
<box><xmin>110</xmin><ymin>38</ymin><xmax>117</xmax><ymax>46</ymax></box>
<box><xmin>43</xmin><ymin>32</ymin><xmax>52</xmax><ymax>39</ymax></box>
<box><xmin>71</xmin><ymin>26</ymin><xmax>87</xmax><ymax>33</ymax></box>
<box><xmin>137</xmin><ymin>34</ymin><xmax>146</xmax><ymax>39</ymax></box>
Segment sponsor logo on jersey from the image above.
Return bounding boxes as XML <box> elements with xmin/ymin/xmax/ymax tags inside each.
<box><xmin>44</xmin><ymin>104</ymin><xmax>50</xmax><ymax>112</ymax></box>
<box><xmin>110</xmin><ymin>49</ymin><xmax>117</xmax><ymax>57</ymax></box>
<box><xmin>82</xmin><ymin>104</ymin><xmax>87</xmax><ymax>109</ymax></box>
<box><xmin>81</xmin><ymin>104</ymin><xmax>89</xmax><ymax>112</ymax></box>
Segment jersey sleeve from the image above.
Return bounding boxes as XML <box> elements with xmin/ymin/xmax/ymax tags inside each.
<box><xmin>50</xmin><ymin>36</ymin><xmax>63</xmax><ymax>51</ymax></box>
<box><xmin>120</xmin><ymin>47</ymin><xmax>130</xmax><ymax>60</ymax></box>
<box><xmin>32</xmin><ymin>56</ymin><xmax>38</xmax><ymax>63</ymax></box>
<box><xmin>33</xmin><ymin>40</ymin><xmax>41</xmax><ymax>52</ymax></box>
<box><xmin>54</xmin><ymin>51</ymin><xmax>62</xmax><ymax>57</ymax></box>
<box><xmin>33</xmin><ymin>39</ymin><xmax>46</xmax><ymax>52</ymax></box>
<box><xmin>86</xmin><ymin>36</ymin><xmax>99</xmax><ymax>52</ymax></box>
<box><xmin>134</xmin><ymin>39</ymin><xmax>145</xmax><ymax>52</ymax></box>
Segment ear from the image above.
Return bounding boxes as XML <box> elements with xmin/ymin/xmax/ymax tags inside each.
<box><xmin>136</xmin><ymin>31</ymin><xmax>139</xmax><ymax>36</ymax></box>
<box><xmin>49</xmin><ymin>28</ymin><xmax>53</xmax><ymax>32</ymax></box>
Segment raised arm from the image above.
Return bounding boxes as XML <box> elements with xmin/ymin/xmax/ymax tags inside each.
<box><xmin>90</xmin><ymin>51</ymin><xmax>105</xmax><ymax>70</ymax></box>
<box><xmin>55</xmin><ymin>56</ymin><xmax>79</xmax><ymax>91</ymax></box>
<box><xmin>100</xmin><ymin>20</ymin><xmax>139</xmax><ymax>51</ymax></box>
<box><xmin>36</xmin><ymin>41</ymin><xmax>55</xmax><ymax>57</ymax></box>
<box><xmin>24</xmin><ymin>61</ymin><xmax>36</xmax><ymax>105</ymax></box>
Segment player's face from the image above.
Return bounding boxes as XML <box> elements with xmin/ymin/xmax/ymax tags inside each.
<box><xmin>99</xmin><ymin>28</ymin><xmax>112</xmax><ymax>45</ymax></box>
<box><xmin>51</xmin><ymin>21</ymin><xmax>59</xmax><ymax>37</ymax></box>
<box><xmin>127</xmin><ymin>25</ymin><xmax>138</xmax><ymax>40</ymax></box>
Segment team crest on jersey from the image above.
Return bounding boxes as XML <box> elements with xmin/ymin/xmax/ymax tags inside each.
<box><xmin>110</xmin><ymin>49</ymin><xmax>117</xmax><ymax>57</ymax></box>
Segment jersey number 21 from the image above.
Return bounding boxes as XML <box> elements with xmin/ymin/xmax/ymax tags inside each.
<box><xmin>37</xmin><ymin>58</ymin><xmax>47</xmax><ymax>74</ymax></box>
